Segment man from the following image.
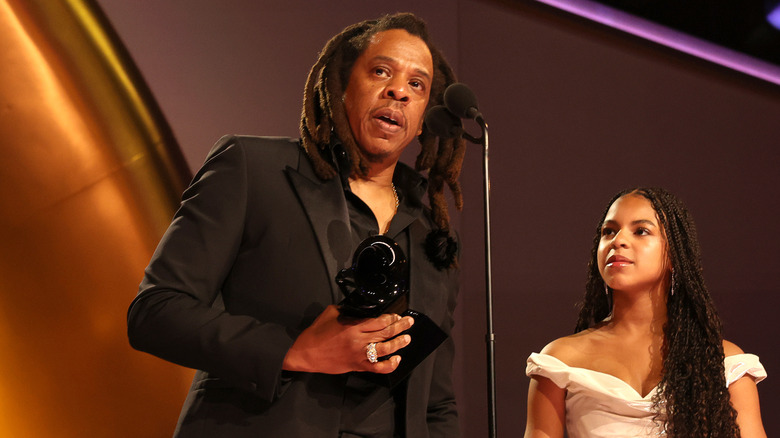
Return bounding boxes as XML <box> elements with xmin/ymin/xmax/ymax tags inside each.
<box><xmin>128</xmin><ymin>13</ymin><xmax>466</xmax><ymax>437</ymax></box>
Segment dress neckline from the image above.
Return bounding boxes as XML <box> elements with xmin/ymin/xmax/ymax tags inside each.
<box><xmin>531</xmin><ymin>352</ymin><xmax>660</xmax><ymax>399</ymax></box>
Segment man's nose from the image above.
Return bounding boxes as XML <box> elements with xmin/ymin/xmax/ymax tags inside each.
<box><xmin>383</xmin><ymin>78</ymin><xmax>410</xmax><ymax>102</ymax></box>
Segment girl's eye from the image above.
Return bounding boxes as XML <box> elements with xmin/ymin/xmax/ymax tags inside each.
<box><xmin>601</xmin><ymin>228</ymin><xmax>615</xmax><ymax>237</ymax></box>
<box><xmin>635</xmin><ymin>228</ymin><xmax>650</xmax><ymax>236</ymax></box>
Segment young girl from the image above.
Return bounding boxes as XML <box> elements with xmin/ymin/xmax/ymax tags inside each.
<box><xmin>524</xmin><ymin>187</ymin><xmax>766</xmax><ymax>437</ymax></box>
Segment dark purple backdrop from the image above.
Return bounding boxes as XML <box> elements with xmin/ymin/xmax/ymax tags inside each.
<box><xmin>98</xmin><ymin>0</ymin><xmax>779</xmax><ymax>435</ymax></box>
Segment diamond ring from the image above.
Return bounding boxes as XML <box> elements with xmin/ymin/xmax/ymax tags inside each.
<box><xmin>366</xmin><ymin>342</ymin><xmax>378</xmax><ymax>364</ymax></box>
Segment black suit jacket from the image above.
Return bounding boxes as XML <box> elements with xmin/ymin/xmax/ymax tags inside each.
<box><xmin>128</xmin><ymin>136</ymin><xmax>460</xmax><ymax>437</ymax></box>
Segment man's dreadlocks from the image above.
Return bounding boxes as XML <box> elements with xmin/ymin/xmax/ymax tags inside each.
<box><xmin>300</xmin><ymin>13</ymin><xmax>465</xmax><ymax>269</ymax></box>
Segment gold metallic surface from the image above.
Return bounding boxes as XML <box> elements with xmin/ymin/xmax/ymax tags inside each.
<box><xmin>1</xmin><ymin>0</ymin><xmax>192</xmax><ymax>435</ymax></box>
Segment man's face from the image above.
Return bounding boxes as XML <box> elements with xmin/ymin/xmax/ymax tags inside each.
<box><xmin>343</xmin><ymin>29</ymin><xmax>433</xmax><ymax>166</ymax></box>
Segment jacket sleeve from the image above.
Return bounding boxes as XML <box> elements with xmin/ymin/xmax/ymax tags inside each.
<box><xmin>127</xmin><ymin>136</ymin><xmax>295</xmax><ymax>403</ymax></box>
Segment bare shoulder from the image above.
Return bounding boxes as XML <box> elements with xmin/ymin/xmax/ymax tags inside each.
<box><xmin>723</xmin><ymin>339</ymin><xmax>746</xmax><ymax>357</ymax></box>
<box><xmin>539</xmin><ymin>329</ymin><xmax>597</xmax><ymax>364</ymax></box>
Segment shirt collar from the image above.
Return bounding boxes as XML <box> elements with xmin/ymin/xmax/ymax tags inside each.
<box><xmin>325</xmin><ymin>134</ymin><xmax>428</xmax><ymax>210</ymax></box>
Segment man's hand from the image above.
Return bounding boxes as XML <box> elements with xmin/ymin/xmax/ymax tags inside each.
<box><xmin>282</xmin><ymin>305</ymin><xmax>414</xmax><ymax>374</ymax></box>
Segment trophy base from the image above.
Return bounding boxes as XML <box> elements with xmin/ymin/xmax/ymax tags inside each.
<box><xmin>359</xmin><ymin>309</ymin><xmax>447</xmax><ymax>388</ymax></box>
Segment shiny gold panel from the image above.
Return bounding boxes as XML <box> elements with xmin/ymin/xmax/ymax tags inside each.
<box><xmin>1</xmin><ymin>0</ymin><xmax>193</xmax><ymax>435</ymax></box>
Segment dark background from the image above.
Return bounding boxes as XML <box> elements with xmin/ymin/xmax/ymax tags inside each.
<box><xmin>97</xmin><ymin>0</ymin><xmax>780</xmax><ymax>435</ymax></box>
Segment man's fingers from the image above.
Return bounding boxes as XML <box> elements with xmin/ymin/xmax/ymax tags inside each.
<box><xmin>369</xmin><ymin>355</ymin><xmax>403</xmax><ymax>374</ymax></box>
<box><xmin>376</xmin><ymin>334</ymin><xmax>411</xmax><ymax>357</ymax></box>
<box><xmin>359</xmin><ymin>313</ymin><xmax>401</xmax><ymax>331</ymax></box>
<box><xmin>382</xmin><ymin>315</ymin><xmax>414</xmax><ymax>338</ymax></box>
<box><xmin>362</xmin><ymin>314</ymin><xmax>414</xmax><ymax>338</ymax></box>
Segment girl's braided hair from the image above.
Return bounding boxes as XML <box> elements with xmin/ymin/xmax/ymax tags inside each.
<box><xmin>576</xmin><ymin>187</ymin><xmax>740</xmax><ymax>436</ymax></box>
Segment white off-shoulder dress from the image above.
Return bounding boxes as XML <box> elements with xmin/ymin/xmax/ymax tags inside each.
<box><xmin>526</xmin><ymin>352</ymin><xmax>767</xmax><ymax>437</ymax></box>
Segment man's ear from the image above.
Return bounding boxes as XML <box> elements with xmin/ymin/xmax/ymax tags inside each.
<box><xmin>416</xmin><ymin>117</ymin><xmax>425</xmax><ymax>136</ymax></box>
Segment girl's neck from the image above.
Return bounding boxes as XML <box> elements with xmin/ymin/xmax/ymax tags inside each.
<box><xmin>608</xmin><ymin>286</ymin><xmax>668</xmax><ymax>336</ymax></box>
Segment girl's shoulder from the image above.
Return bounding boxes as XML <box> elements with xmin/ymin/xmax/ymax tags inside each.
<box><xmin>722</xmin><ymin>339</ymin><xmax>745</xmax><ymax>356</ymax></box>
<box><xmin>539</xmin><ymin>326</ymin><xmax>602</xmax><ymax>365</ymax></box>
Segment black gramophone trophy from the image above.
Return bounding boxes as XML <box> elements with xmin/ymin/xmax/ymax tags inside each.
<box><xmin>336</xmin><ymin>235</ymin><xmax>447</xmax><ymax>387</ymax></box>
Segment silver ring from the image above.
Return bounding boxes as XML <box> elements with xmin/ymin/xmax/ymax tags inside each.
<box><xmin>366</xmin><ymin>342</ymin><xmax>378</xmax><ymax>363</ymax></box>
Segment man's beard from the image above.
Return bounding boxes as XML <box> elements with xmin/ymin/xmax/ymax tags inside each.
<box><xmin>361</xmin><ymin>148</ymin><xmax>393</xmax><ymax>164</ymax></box>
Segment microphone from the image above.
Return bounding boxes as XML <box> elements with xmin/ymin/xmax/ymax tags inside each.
<box><xmin>443</xmin><ymin>82</ymin><xmax>483</xmax><ymax>122</ymax></box>
<box><xmin>424</xmin><ymin>105</ymin><xmax>463</xmax><ymax>139</ymax></box>
<box><xmin>427</xmin><ymin>83</ymin><xmax>485</xmax><ymax>145</ymax></box>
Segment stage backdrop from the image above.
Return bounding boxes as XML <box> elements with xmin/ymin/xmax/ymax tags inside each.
<box><xmin>34</xmin><ymin>0</ymin><xmax>778</xmax><ymax>436</ymax></box>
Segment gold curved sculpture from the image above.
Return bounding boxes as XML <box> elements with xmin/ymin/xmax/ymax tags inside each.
<box><xmin>1</xmin><ymin>0</ymin><xmax>192</xmax><ymax>435</ymax></box>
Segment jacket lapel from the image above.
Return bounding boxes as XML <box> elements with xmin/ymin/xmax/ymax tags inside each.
<box><xmin>285</xmin><ymin>155</ymin><xmax>352</xmax><ymax>304</ymax></box>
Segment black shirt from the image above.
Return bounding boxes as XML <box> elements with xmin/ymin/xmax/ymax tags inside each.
<box><xmin>331</xmin><ymin>141</ymin><xmax>428</xmax><ymax>438</ymax></box>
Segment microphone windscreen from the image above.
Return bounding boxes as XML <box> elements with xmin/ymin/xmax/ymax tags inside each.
<box><xmin>443</xmin><ymin>83</ymin><xmax>479</xmax><ymax>119</ymax></box>
<box><xmin>424</xmin><ymin>105</ymin><xmax>462</xmax><ymax>138</ymax></box>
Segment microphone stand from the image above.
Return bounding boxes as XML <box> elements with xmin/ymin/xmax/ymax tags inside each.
<box><xmin>425</xmin><ymin>93</ymin><xmax>496</xmax><ymax>436</ymax></box>
<box><xmin>463</xmin><ymin>119</ymin><xmax>496</xmax><ymax>438</ymax></box>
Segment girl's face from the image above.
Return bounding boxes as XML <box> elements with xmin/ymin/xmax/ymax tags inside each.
<box><xmin>598</xmin><ymin>194</ymin><xmax>670</xmax><ymax>294</ymax></box>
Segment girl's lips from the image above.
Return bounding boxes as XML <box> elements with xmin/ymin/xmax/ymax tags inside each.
<box><xmin>606</xmin><ymin>255</ymin><xmax>632</xmax><ymax>266</ymax></box>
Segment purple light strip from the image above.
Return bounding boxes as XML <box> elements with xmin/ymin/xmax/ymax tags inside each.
<box><xmin>535</xmin><ymin>0</ymin><xmax>780</xmax><ymax>86</ymax></box>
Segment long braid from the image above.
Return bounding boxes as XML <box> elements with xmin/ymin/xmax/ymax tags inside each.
<box><xmin>300</xmin><ymin>13</ymin><xmax>465</xmax><ymax>268</ymax></box>
<box><xmin>575</xmin><ymin>193</ymin><xmax>619</xmax><ymax>332</ymax></box>
<box><xmin>644</xmin><ymin>190</ymin><xmax>738</xmax><ymax>437</ymax></box>
<box><xmin>576</xmin><ymin>187</ymin><xmax>740</xmax><ymax>436</ymax></box>
<box><xmin>300</xmin><ymin>21</ymin><xmax>370</xmax><ymax>179</ymax></box>
<box><xmin>417</xmin><ymin>44</ymin><xmax>466</xmax><ymax>228</ymax></box>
